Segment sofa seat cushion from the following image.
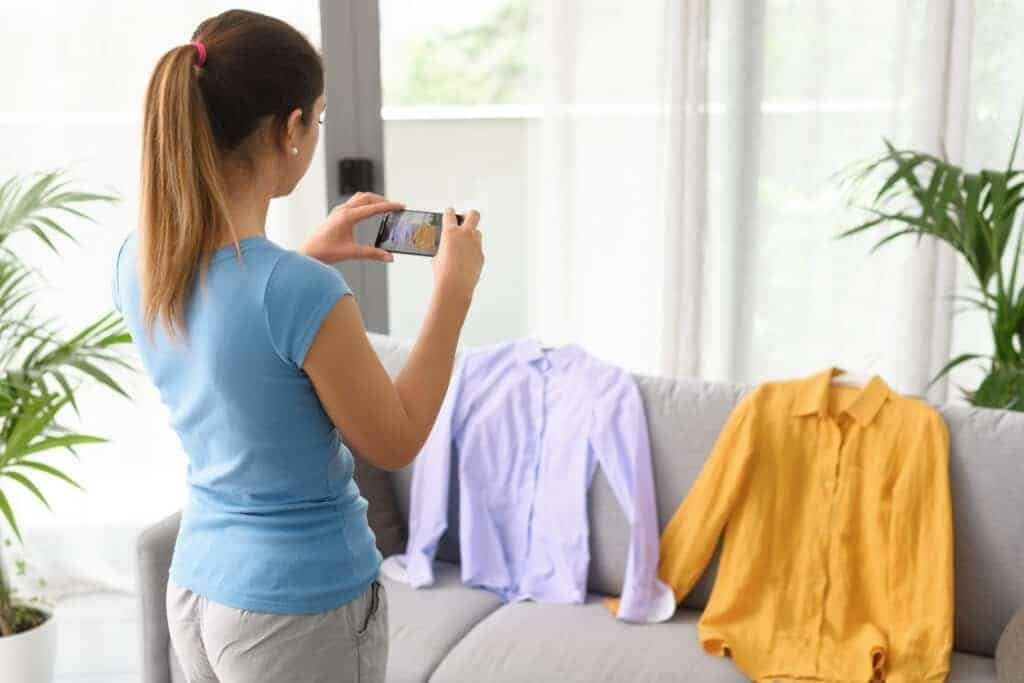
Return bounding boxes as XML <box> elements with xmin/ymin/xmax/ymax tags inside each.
<box><xmin>429</xmin><ymin>596</ymin><xmax>747</xmax><ymax>682</ymax></box>
<box><xmin>949</xmin><ymin>651</ymin><xmax>998</xmax><ymax>681</ymax></box>
<box><xmin>380</xmin><ymin>560</ymin><xmax>502</xmax><ymax>683</ymax></box>
<box><xmin>427</xmin><ymin>593</ymin><xmax>998</xmax><ymax>683</ymax></box>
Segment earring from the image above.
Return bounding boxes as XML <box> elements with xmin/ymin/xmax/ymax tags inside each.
<box><xmin>290</xmin><ymin>147</ymin><xmax>299</xmax><ymax>155</ymax></box>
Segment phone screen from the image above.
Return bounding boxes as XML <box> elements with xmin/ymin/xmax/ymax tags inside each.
<box><xmin>374</xmin><ymin>209</ymin><xmax>463</xmax><ymax>257</ymax></box>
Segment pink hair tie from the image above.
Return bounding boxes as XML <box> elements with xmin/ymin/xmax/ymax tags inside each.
<box><xmin>191</xmin><ymin>40</ymin><xmax>207</xmax><ymax>67</ymax></box>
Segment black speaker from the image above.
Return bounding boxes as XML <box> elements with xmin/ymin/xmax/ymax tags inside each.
<box><xmin>338</xmin><ymin>157</ymin><xmax>374</xmax><ymax>195</ymax></box>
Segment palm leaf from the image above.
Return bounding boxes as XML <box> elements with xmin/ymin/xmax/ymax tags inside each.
<box><xmin>2</xmin><ymin>472</ymin><xmax>50</xmax><ymax>511</ymax></box>
<box><xmin>841</xmin><ymin>128</ymin><xmax>1024</xmax><ymax>411</ymax></box>
<box><xmin>12</xmin><ymin>460</ymin><xmax>84</xmax><ymax>491</ymax></box>
<box><xmin>927</xmin><ymin>353</ymin><xmax>986</xmax><ymax>388</ymax></box>
<box><xmin>0</xmin><ymin>169</ymin><xmax>132</xmax><ymax>573</ymax></box>
<box><xmin>0</xmin><ymin>489</ymin><xmax>21</xmax><ymax>543</ymax></box>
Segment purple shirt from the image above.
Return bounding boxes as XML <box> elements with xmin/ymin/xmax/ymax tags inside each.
<box><xmin>380</xmin><ymin>338</ymin><xmax>674</xmax><ymax>622</ymax></box>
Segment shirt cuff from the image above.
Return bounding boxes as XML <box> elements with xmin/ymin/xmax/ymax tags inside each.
<box><xmin>603</xmin><ymin>579</ymin><xmax>677</xmax><ymax>623</ymax></box>
<box><xmin>379</xmin><ymin>553</ymin><xmax>436</xmax><ymax>588</ymax></box>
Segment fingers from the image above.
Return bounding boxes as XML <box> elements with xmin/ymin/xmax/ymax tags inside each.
<box><xmin>338</xmin><ymin>192</ymin><xmax>403</xmax><ymax>210</ymax></box>
<box><xmin>346</xmin><ymin>192</ymin><xmax>380</xmax><ymax>206</ymax></box>
<box><xmin>444</xmin><ymin>207</ymin><xmax>480</xmax><ymax>232</ymax></box>
<box><xmin>348</xmin><ymin>200</ymin><xmax>406</xmax><ymax>222</ymax></box>
<box><xmin>338</xmin><ymin>192</ymin><xmax>373</xmax><ymax>209</ymax></box>
<box><xmin>442</xmin><ymin>206</ymin><xmax>459</xmax><ymax>230</ymax></box>
<box><xmin>462</xmin><ymin>209</ymin><xmax>481</xmax><ymax>232</ymax></box>
<box><xmin>361</xmin><ymin>246</ymin><xmax>394</xmax><ymax>262</ymax></box>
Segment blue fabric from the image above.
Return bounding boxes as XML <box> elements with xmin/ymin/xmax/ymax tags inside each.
<box><xmin>380</xmin><ymin>339</ymin><xmax>675</xmax><ymax>623</ymax></box>
<box><xmin>114</xmin><ymin>233</ymin><xmax>382</xmax><ymax>614</ymax></box>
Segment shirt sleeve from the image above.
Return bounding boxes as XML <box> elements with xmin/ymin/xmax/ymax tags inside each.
<box><xmin>885</xmin><ymin>409</ymin><xmax>953</xmax><ymax>681</ymax></box>
<box><xmin>379</xmin><ymin>352</ymin><xmax>469</xmax><ymax>587</ymax></box>
<box><xmin>592</xmin><ymin>370</ymin><xmax>675</xmax><ymax>623</ymax></box>
<box><xmin>640</xmin><ymin>385</ymin><xmax>760</xmax><ymax>611</ymax></box>
<box><xmin>112</xmin><ymin>234</ymin><xmax>130</xmax><ymax>314</ymax></box>
<box><xmin>263</xmin><ymin>251</ymin><xmax>353</xmax><ymax>368</ymax></box>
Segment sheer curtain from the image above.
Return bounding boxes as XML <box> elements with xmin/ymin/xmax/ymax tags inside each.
<box><xmin>0</xmin><ymin>2</ymin><xmax>325</xmax><ymax>598</ymax></box>
<box><xmin>525</xmin><ymin>0</ymin><xmax>988</xmax><ymax>403</ymax></box>
<box><xmin>705</xmin><ymin>0</ymin><xmax>974</xmax><ymax>402</ymax></box>
<box><xmin>523</xmin><ymin>0</ymin><xmax>709</xmax><ymax>376</ymax></box>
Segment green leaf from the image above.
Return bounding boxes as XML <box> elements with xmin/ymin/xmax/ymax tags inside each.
<box><xmin>0</xmin><ymin>488</ymin><xmax>22</xmax><ymax>543</ymax></box>
<box><xmin>16</xmin><ymin>434</ymin><xmax>105</xmax><ymax>458</ymax></box>
<box><xmin>4</xmin><ymin>394</ymin><xmax>70</xmax><ymax>460</ymax></box>
<box><xmin>31</xmin><ymin>215</ymin><xmax>76</xmax><ymax>244</ymax></box>
<box><xmin>870</xmin><ymin>228</ymin><xmax>920</xmax><ymax>253</ymax></box>
<box><xmin>973</xmin><ymin>367</ymin><xmax>1024</xmax><ymax>410</ymax></box>
<box><xmin>26</xmin><ymin>224</ymin><xmax>58</xmax><ymax>254</ymax></box>
<box><xmin>69</xmin><ymin>360</ymin><xmax>128</xmax><ymax>398</ymax></box>
<box><xmin>51</xmin><ymin>372</ymin><xmax>78</xmax><ymax>413</ymax></box>
<box><xmin>927</xmin><ymin>353</ymin><xmax>986</xmax><ymax>388</ymax></box>
<box><xmin>1008</xmin><ymin>108</ymin><xmax>1023</xmax><ymax>173</ymax></box>
<box><xmin>2</xmin><ymin>472</ymin><xmax>50</xmax><ymax>511</ymax></box>
<box><xmin>12</xmin><ymin>460</ymin><xmax>83</xmax><ymax>491</ymax></box>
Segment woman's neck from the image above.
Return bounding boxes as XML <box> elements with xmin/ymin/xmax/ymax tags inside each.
<box><xmin>220</xmin><ymin>174</ymin><xmax>271</xmax><ymax>246</ymax></box>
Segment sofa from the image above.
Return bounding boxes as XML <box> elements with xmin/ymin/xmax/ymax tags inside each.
<box><xmin>138</xmin><ymin>334</ymin><xmax>1024</xmax><ymax>682</ymax></box>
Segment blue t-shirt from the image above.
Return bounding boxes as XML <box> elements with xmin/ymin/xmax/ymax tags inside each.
<box><xmin>114</xmin><ymin>233</ymin><xmax>381</xmax><ymax>614</ymax></box>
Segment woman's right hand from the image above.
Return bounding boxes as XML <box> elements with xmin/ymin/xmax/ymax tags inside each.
<box><xmin>433</xmin><ymin>207</ymin><xmax>483</xmax><ymax>302</ymax></box>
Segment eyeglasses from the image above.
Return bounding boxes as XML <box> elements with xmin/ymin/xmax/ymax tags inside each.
<box><xmin>318</xmin><ymin>108</ymin><xmax>326</xmax><ymax>125</ymax></box>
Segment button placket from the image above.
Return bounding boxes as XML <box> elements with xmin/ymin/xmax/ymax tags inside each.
<box><xmin>815</xmin><ymin>417</ymin><xmax>843</xmax><ymax>671</ymax></box>
<box><xmin>520</xmin><ymin>361</ymin><xmax>549</xmax><ymax>597</ymax></box>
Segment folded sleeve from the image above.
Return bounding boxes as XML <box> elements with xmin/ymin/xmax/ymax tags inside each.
<box><xmin>884</xmin><ymin>410</ymin><xmax>953</xmax><ymax>682</ymax></box>
<box><xmin>380</xmin><ymin>352</ymin><xmax>469</xmax><ymax>587</ymax></box>
<box><xmin>263</xmin><ymin>251</ymin><xmax>353</xmax><ymax>368</ymax></box>
<box><xmin>592</xmin><ymin>370</ymin><xmax>675</xmax><ymax>623</ymax></box>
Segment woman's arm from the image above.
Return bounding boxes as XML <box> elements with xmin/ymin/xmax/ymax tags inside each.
<box><xmin>303</xmin><ymin>206</ymin><xmax>483</xmax><ymax>471</ymax></box>
<box><xmin>303</xmin><ymin>287</ymin><xmax>469</xmax><ymax>471</ymax></box>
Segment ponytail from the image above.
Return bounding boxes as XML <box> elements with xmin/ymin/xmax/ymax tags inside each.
<box><xmin>138</xmin><ymin>44</ymin><xmax>234</xmax><ymax>340</ymax></box>
<box><xmin>137</xmin><ymin>10</ymin><xmax>323</xmax><ymax>340</ymax></box>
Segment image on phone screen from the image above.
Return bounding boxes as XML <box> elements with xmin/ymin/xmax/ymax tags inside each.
<box><xmin>374</xmin><ymin>209</ymin><xmax>463</xmax><ymax>257</ymax></box>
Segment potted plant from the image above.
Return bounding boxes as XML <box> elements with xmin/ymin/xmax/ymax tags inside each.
<box><xmin>0</xmin><ymin>170</ymin><xmax>131</xmax><ymax>682</ymax></box>
<box><xmin>841</xmin><ymin>118</ymin><xmax>1024</xmax><ymax>411</ymax></box>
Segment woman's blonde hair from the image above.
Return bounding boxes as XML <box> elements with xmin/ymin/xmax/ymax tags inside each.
<box><xmin>138</xmin><ymin>9</ymin><xmax>323</xmax><ymax>339</ymax></box>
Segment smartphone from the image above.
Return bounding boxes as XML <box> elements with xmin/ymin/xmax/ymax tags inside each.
<box><xmin>375</xmin><ymin>209</ymin><xmax>464</xmax><ymax>257</ymax></box>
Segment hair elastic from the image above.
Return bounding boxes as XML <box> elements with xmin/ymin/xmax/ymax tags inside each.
<box><xmin>191</xmin><ymin>40</ymin><xmax>207</xmax><ymax>67</ymax></box>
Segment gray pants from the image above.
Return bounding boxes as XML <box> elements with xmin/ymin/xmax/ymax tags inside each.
<box><xmin>166</xmin><ymin>577</ymin><xmax>388</xmax><ymax>683</ymax></box>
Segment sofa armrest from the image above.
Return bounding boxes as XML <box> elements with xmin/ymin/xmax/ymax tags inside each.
<box><xmin>136</xmin><ymin>511</ymin><xmax>181</xmax><ymax>683</ymax></box>
<box><xmin>997</xmin><ymin>605</ymin><xmax>1024</xmax><ymax>683</ymax></box>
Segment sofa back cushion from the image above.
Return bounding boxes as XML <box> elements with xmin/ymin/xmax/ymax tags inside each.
<box><xmin>937</xmin><ymin>403</ymin><xmax>1024</xmax><ymax>656</ymax></box>
<box><xmin>367</xmin><ymin>334</ymin><xmax>1024</xmax><ymax>657</ymax></box>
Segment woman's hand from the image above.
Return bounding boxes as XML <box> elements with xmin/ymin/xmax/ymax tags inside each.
<box><xmin>300</xmin><ymin>192</ymin><xmax>405</xmax><ymax>264</ymax></box>
<box><xmin>433</xmin><ymin>207</ymin><xmax>483</xmax><ymax>303</ymax></box>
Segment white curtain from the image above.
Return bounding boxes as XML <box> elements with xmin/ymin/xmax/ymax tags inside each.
<box><xmin>523</xmin><ymin>0</ymin><xmax>993</xmax><ymax>404</ymax></box>
<box><xmin>0</xmin><ymin>1</ymin><xmax>326</xmax><ymax>599</ymax></box>
<box><xmin>523</xmin><ymin>0</ymin><xmax>709</xmax><ymax>377</ymax></box>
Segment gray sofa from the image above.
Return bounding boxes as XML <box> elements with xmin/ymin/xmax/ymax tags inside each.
<box><xmin>138</xmin><ymin>334</ymin><xmax>1024</xmax><ymax>682</ymax></box>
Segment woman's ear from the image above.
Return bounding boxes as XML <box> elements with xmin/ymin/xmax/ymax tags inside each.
<box><xmin>282</xmin><ymin>107</ymin><xmax>306</xmax><ymax>154</ymax></box>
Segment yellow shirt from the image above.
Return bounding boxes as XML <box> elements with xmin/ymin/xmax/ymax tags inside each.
<box><xmin>606</xmin><ymin>368</ymin><xmax>953</xmax><ymax>682</ymax></box>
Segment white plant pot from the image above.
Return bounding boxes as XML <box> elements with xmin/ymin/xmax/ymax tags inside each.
<box><xmin>0</xmin><ymin>607</ymin><xmax>57</xmax><ymax>683</ymax></box>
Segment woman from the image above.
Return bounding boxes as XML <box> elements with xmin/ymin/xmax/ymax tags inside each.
<box><xmin>113</xmin><ymin>9</ymin><xmax>483</xmax><ymax>682</ymax></box>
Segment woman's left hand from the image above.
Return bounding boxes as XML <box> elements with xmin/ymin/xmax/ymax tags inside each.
<box><xmin>301</xmin><ymin>192</ymin><xmax>405</xmax><ymax>264</ymax></box>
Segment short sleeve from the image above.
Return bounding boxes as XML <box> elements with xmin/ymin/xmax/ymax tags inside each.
<box><xmin>112</xmin><ymin>234</ymin><xmax>131</xmax><ymax>313</ymax></box>
<box><xmin>263</xmin><ymin>251</ymin><xmax>353</xmax><ymax>367</ymax></box>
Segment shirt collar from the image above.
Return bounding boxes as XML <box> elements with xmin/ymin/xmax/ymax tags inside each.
<box><xmin>515</xmin><ymin>338</ymin><xmax>582</xmax><ymax>370</ymax></box>
<box><xmin>790</xmin><ymin>367</ymin><xmax>892</xmax><ymax>426</ymax></box>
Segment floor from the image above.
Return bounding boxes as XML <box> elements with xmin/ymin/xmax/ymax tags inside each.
<box><xmin>54</xmin><ymin>592</ymin><xmax>141</xmax><ymax>683</ymax></box>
